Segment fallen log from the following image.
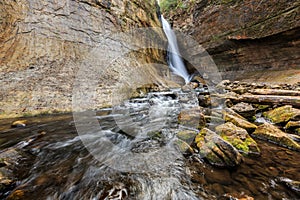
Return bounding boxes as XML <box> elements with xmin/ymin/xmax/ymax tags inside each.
<box><xmin>227</xmin><ymin>94</ymin><xmax>300</xmax><ymax>108</ymax></box>
<box><xmin>249</xmin><ymin>89</ymin><xmax>300</xmax><ymax>96</ymax></box>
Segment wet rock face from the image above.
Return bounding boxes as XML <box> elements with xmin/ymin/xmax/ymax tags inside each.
<box><xmin>0</xmin><ymin>0</ymin><xmax>168</xmax><ymax>117</ymax></box>
<box><xmin>164</xmin><ymin>0</ymin><xmax>300</xmax><ymax>78</ymax></box>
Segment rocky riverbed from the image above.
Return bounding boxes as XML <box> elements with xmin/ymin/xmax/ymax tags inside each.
<box><xmin>0</xmin><ymin>79</ymin><xmax>299</xmax><ymax>199</ymax></box>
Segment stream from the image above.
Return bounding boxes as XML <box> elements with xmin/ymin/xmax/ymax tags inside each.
<box><xmin>0</xmin><ymin>88</ymin><xmax>300</xmax><ymax>199</ymax></box>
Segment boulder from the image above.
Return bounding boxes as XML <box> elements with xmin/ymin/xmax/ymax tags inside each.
<box><xmin>223</xmin><ymin>111</ymin><xmax>257</xmax><ymax>132</ymax></box>
<box><xmin>231</xmin><ymin>102</ymin><xmax>256</xmax><ymax>119</ymax></box>
<box><xmin>252</xmin><ymin>123</ymin><xmax>300</xmax><ymax>151</ymax></box>
<box><xmin>178</xmin><ymin>107</ymin><xmax>206</xmax><ymax>129</ymax></box>
<box><xmin>215</xmin><ymin>122</ymin><xmax>260</xmax><ymax>155</ymax></box>
<box><xmin>198</xmin><ymin>95</ymin><xmax>211</xmax><ymax>107</ymax></box>
<box><xmin>195</xmin><ymin>128</ymin><xmax>243</xmax><ymax>167</ymax></box>
<box><xmin>176</xmin><ymin>130</ymin><xmax>198</xmax><ymax>144</ymax></box>
<box><xmin>263</xmin><ymin>105</ymin><xmax>300</xmax><ymax>124</ymax></box>
<box><xmin>174</xmin><ymin>139</ymin><xmax>194</xmax><ymax>154</ymax></box>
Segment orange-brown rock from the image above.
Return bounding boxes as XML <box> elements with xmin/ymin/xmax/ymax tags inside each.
<box><xmin>164</xmin><ymin>0</ymin><xmax>300</xmax><ymax>80</ymax></box>
<box><xmin>0</xmin><ymin>0</ymin><xmax>171</xmax><ymax>118</ymax></box>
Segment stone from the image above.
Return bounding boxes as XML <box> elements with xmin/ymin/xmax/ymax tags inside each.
<box><xmin>195</xmin><ymin>128</ymin><xmax>243</xmax><ymax>167</ymax></box>
<box><xmin>216</xmin><ymin>80</ymin><xmax>231</xmax><ymax>89</ymax></box>
<box><xmin>6</xmin><ymin>189</ymin><xmax>25</xmax><ymax>200</ymax></box>
<box><xmin>223</xmin><ymin>111</ymin><xmax>257</xmax><ymax>132</ymax></box>
<box><xmin>0</xmin><ymin>169</ymin><xmax>13</xmax><ymax>191</ymax></box>
<box><xmin>278</xmin><ymin>177</ymin><xmax>300</xmax><ymax>194</ymax></box>
<box><xmin>176</xmin><ymin>130</ymin><xmax>198</xmax><ymax>144</ymax></box>
<box><xmin>11</xmin><ymin>120</ymin><xmax>27</xmax><ymax>128</ymax></box>
<box><xmin>263</xmin><ymin>105</ymin><xmax>300</xmax><ymax>124</ymax></box>
<box><xmin>215</xmin><ymin>122</ymin><xmax>260</xmax><ymax>155</ymax></box>
<box><xmin>174</xmin><ymin>139</ymin><xmax>194</xmax><ymax>154</ymax></box>
<box><xmin>221</xmin><ymin>193</ymin><xmax>254</xmax><ymax>200</ymax></box>
<box><xmin>198</xmin><ymin>95</ymin><xmax>211</xmax><ymax>107</ymax></box>
<box><xmin>178</xmin><ymin>107</ymin><xmax>206</xmax><ymax>129</ymax></box>
<box><xmin>296</xmin><ymin>128</ymin><xmax>300</xmax><ymax>135</ymax></box>
<box><xmin>191</xmin><ymin>75</ymin><xmax>206</xmax><ymax>85</ymax></box>
<box><xmin>231</xmin><ymin>102</ymin><xmax>256</xmax><ymax>119</ymax></box>
<box><xmin>285</xmin><ymin>121</ymin><xmax>300</xmax><ymax>129</ymax></box>
<box><xmin>253</xmin><ymin>123</ymin><xmax>300</xmax><ymax>151</ymax></box>
<box><xmin>131</xmin><ymin>83</ymin><xmax>160</xmax><ymax>98</ymax></box>
<box><xmin>254</xmin><ymin>104</ymin><xmax>271</xmax><ymax>112</ymax></box>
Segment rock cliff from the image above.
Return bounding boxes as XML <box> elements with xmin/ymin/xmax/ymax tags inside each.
<box><xmin>0</xmin><ymin>0</ymin><xmax>172</xmax><ymax>118</ymax></box>
<box><xmin>163</xmin><ymin>0</ymin><xmax>300</xmax><ymax>79</ymax></box>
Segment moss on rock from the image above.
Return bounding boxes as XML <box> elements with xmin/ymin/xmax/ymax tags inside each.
<box><xmin>216</xmin><ymin>122</ymin><xmax>260</xmax><ymax>155</ymax></box>
<box><xmin>253</xmin><ymin>122</ymin><xmax>300</xmax><ymax>151</ymax></box>
<box><xmin>195</xmin><ymin>128</ymin><xmax>243</xmax><ymax>167</ymax></box>
<box><xmin>263</xmin><ymin>105</ymin><xmax>300</xmax><ymax>124</ymax></box>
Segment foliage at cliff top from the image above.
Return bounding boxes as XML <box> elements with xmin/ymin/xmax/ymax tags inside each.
<box><xmin>159</xmin><ymin>0</ymin><xmax>190</xmax><ymax>12</ymax></box>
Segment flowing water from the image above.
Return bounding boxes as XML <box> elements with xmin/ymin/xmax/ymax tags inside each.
<box><xmin>161</xmin><ymin>16</ymin><xmax>191</xmax><ymax>84</ymax></box>
<box><xmin>0</xmin><ymin>88</ymin><xmax>300</xmax><ymax>199</ymax></box>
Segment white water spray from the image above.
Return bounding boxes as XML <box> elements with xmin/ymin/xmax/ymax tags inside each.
<box><xmin>161</xmin><ymin>16</ymin><xmax>191</xmax><ymax>84</ymax></box>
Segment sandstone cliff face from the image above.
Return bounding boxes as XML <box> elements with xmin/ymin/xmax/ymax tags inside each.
<box><xmin>0</xmin><ymin>0</ymin><xmax>171</xmax><ymax>117</ymax></box>
<box><xmin>165</xmin><ymin>0</ymin><xmax>300</xmax><ymax>79</ymax></box>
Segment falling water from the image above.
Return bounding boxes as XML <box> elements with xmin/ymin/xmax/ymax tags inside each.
<box><xmin>161</xmin><ymin>16</ymin><xmax>191</xmax><ymax>84</ymax></box>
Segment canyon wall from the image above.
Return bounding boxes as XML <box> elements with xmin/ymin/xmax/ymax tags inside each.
<box><xmin>0</xmin><ymin>0</ymin><xmax>172</xmax><ymax>118</ymax></box>
<box><xmin>164</xmin><ymin>0</ymin><xmax>300</xmax><ymax>79</ymax></box>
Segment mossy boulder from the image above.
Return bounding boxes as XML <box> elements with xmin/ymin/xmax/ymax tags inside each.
<box><xmin>176</xmin><ymin>130</ymin><xmax>198</xmax><ymax>144</ymax></box>
<box><xmin>223</xmin><ymin>110</ymin><xmax>257</xmax><ymax>132</ymax></box>
<box><xmin>263</xmin><ymin>105</ymin><xmax>300</xmax><ymax>124</ymax></box>
<box><xmin>253</xmin><ymin>123</ymin><xmax>300</xmax><ymax>151</ymax></box>
<box><xmin>215</xmin><ymin>122</ymin><xmax>260</xmax><ymax>155</ymax></box>
<box><xmin>195</xmin><ymin>128</ymin><xmax>243</xmax><ymax>167</ymax></box>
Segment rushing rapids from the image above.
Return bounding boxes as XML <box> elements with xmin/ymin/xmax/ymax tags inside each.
<box><xmin>1</xmin><ymin>83</ymin><xmax>300</xmax><ymax>199</ymax></box>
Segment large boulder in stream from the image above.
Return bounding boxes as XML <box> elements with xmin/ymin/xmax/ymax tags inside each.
<box><xmin>0</xmin><ymin>0</ymin><xmax>171</xmax><ymax>118</ymax></box>
<box><xmin>215</xmin><ymin>122</ymin><xmax>260</xmax><ymax>156</ymax></box>
<box><xmin>253</xmin><ymin>123</ymin><xmax>300</xmax><ymax>151</ymax></box>
<box><xmin>263</xmin><ymin>105</ymin><xmax>300</xmax><ymax>124</ymax></box>
<box><xmin>195</xmin><ymin>128</ymin><xmax>243</xmax><ymax>167</ymax></box>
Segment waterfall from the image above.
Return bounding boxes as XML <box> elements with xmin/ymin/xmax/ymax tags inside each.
<box><xmin>161</xmin><ymin>16</ymin><xmax>191</xmax><ymax>84</ymax></box>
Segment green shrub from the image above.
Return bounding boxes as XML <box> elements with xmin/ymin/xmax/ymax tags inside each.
<box><xmin>159</xmin><ymin>0</ymin><xmax>178</xmax><ymax>12</ymax></box>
